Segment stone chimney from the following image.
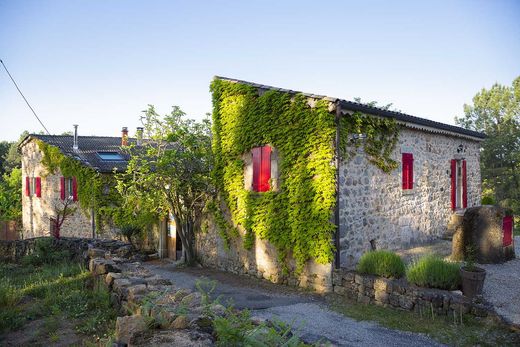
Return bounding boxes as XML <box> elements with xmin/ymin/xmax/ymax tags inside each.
<box><xmin>136</xmin><ymin>127</ymin><xmax>143</xmax><ymax>146</ymax></box>
<box><xmin>73</xmin><ymin>124</ymin><xmax>79</xmax><ymax>150</ymax></box>
<box><xmin>121</xmin><ymin>127</ymin><xmax>128</xmax><ymax>146</ymax></box>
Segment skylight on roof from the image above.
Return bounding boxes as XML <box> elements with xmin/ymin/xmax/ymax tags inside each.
<box><xmin>97</xmin><ymin>152</ymin><xmax>124</xmax><ymax>161</ymax></box>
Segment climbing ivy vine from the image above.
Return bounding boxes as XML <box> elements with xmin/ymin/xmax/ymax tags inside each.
<box><xmin>339</xmin><ymin>112</ymin><xmax>400</xmax><ymax>173</ymax></box>
<box><xmin>36</xmin><ymin>140</ymin><xmax>147</xmax><ymax>230</ymax></box>
<box><xmin>211</xmin><ymin>79</ymin><xmax>400</xmax><ymax>271</ymax></box>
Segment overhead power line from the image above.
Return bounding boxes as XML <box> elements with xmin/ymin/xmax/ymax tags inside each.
<box><xmin>0</xmin><ymin>58</ymin><xmax>51</xmax><ymax>135</ymax></box>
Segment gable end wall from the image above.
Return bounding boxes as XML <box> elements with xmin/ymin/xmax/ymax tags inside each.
<box><xmin>338</xmin><ymin>127</ymin><xmax>481</xmax><ymax>268</ymax></box>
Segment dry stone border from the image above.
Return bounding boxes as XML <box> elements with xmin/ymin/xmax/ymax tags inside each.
<box><xmin>87</xmin><ymin>250</ymin><xmax>221</xmax><ymax>346</ymax></box>
<box><xmin>332</xmin><ymin>269</ymin><xmax>510</xmax><ymax>325</ymax></box>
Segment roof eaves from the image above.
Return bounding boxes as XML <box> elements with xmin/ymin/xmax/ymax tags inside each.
<box><xmin>213</xmin><ymin>76</ymin><xmax>486</xmax><ymax>141</ymax></box>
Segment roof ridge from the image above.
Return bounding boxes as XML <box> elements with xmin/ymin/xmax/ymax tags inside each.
<box><xmin>213</xmin><ymin>76</ymin><xmax>485</xmax><ymax>139</ymax></box>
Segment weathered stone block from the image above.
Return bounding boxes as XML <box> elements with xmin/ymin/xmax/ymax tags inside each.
<box><xmin>88</xmin><ymin>248</ymin><xmax>106</xmax><ymax>259</ymax></box>
<box><xmin>145</xmin><ymin>275</ymin><xmax>172</xmax><ymax>286</ymax></box>
<box><xmin>113</xmin><ymin>278</ymin><xmax>132</xmax><ymax>297</ymax></box>
<box><xmin>171</xmin><ymin>315</ymin><xmax>189</xmax><ymax>329</ymax></box>
<box><xmin>375</xmin><ymin>290</ymin><xmax>389</xmax><ymax>304</ymax></box>
<box><xmin>105</xmin><ymin>272</ymin><xmax>122</xmax><ymax>288</ymax></box>
<box><xmin>128</xmin><ymin>284</ymin><xmax>148</xmax><ymax>302</ymax></box>
<box><xmin>354</xmin><ymin>274</ymin><xmax>364</xmax><ymax>285</ymax></box>
<box><xmin>399</xmin><ymin>296</ymin><xmax>414</xmax><ymax>310</ymax></box>
<box><xmin>115</xmin><ymin>315</ymin><xmax>147</xmax><ymax>345</ymax></box>
<box><xmin>389</xmin><ymin>293</ymin><xmax>400</xmax><ymax>307</ymax></box>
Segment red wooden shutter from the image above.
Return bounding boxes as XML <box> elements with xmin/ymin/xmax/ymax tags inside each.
<box><xmin>402</xmin><ymin>153</ymin><xmax>413</xmax><ymax>189</ymax></box>
<box><xmin>72</xmin><ymin>177</ymin><xmax>78</xmax><ymax>201</ymax></box>
<box><xmin>451</xmin><ymin>159</ymin><xmax>457</xmax><ymax>210</ymax></box>
<box><xmin>259</xmin><ymin>146</ymin><xmax>271</xmax><ymax>192</ymax></box>
<box><xmin>252</xmin><ymin>147</ymin><xmax>262</xmax><ymax>191</ymax></box>
<box><xmin>462</xmin><ymin>160</ymin><xmax>467</xmax><ymax>208</ymax></box>
<box><xmin>35</xmin><ymin>177</ymin><xmax>41</xmax><ymax>198</ymax></box>
<box><xmin>25</xmin><ymin>177</ymin><xmax>30</xmax><ymax>196</ymax></box>
<box><xmin>60</xmin><ymin>177</ymin><xmax>65</xmax><ymax>200</ymax></box>
<box><xmin>503</xmin><ymin>216</ymin><xmax>513</xmax><ymax>247</ymax></box>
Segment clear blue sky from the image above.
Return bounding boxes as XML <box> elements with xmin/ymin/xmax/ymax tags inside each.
<box><xmin>1</xmin><ymin>0</ymin><xmax>519</xmax><ymax>141</ymax></box>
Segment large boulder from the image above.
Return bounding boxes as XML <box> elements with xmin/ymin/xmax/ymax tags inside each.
<box><xmin>451</xmin><ymin>205</ymin><xmax>515</xmax><ymax>263</ymax></box>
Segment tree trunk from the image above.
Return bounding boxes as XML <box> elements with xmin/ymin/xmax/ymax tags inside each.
<box><xmin>176</xmin><ymin>216</ymin><xmax>197</xmax><ymax>265</ymax></box>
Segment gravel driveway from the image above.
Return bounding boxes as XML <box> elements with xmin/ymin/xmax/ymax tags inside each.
<box><xmin>481</xmin><ymin>236</ymin><xmax>520</xmax><ymax>326</ymax></box>
<box><xmin>142</xmin><ymin>262</ymin><xmax>443</xmax><ymax>346</ymax></box>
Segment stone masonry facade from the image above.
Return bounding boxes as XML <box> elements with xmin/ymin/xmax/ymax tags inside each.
<box><xmin>196</xmin><ymin>210</ymin><xmax>332</xmax><ymax>293</ymax></box>
<box><xmin>339</xmin><ymin>127</ymin><xmax>481</xmax><ymax>268</ymax></box>
<box><xmin>21</xmin><ymin>140</ymin><xmax>114</xmax><ymax>239</ymax></box>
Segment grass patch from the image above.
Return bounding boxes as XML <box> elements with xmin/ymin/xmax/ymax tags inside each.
<box><xmin>0</xmin><ymin>260</ymin><xmax>117</xmax><ymax>343</ymax></box>
<box><xmin>406</xmin><ymin>256</ymin><xmax>461</xmax><ymax>290</ymax></box>
<box><xmin>327</xmin><ymin>295</ymin><xmax>520</xmax><ymax>347</ymax></box>
<box><xmin>356</xmin><ymin>250</ymin><xmax>405</xmax><ymax>278</ymax></box>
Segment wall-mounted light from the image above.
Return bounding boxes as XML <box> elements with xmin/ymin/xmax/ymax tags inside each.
<box><xmin>349</xmin><ymin>133</ymin><xmax>367</xmax><ymax>143</ymax></box>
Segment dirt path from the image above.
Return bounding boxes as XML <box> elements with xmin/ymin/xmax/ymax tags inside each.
<box><xmin>481</xmin><ymin>236</ymin><xmax>520</xmax><ymax>326</ymax></box>
<box><xmin>142</xmin><ymin>261</ymin><xmax>443</xmax><ymax>347</ymax></box>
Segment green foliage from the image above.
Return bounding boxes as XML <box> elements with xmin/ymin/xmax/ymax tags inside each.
<box><xmin>455</xmin><ymin>76</ymin><xmax>520</xmax><ymax>228</ymax></box>
<box><xmin>211</xmin><ymin>80</ymin><xmax>400</xmax><ymax>271</ymax></box>
<box><xmin>0</xmin><ymin>261</ymin><xmax>116</xmax><ymax>339</ymax></box>
<box><xmin>213</xmin><ymin>308</ymin><xmax>307</xmax><ymax>347</ymax></box>
<box><xmin>117</xmin><ymin>105</ymin><xmax>212</xmax><ymax>263</ymax></box>
<box><xmin>340</xmin><ymin>112</ymin><xmax>399</xmax><ymax>173</ymax></box>
<box><xmin>211</xmin><ymin>80</ymin><xmax>337</xmax><ymax>270</ymax></box>
<box><xmin>481</xmin><ymin>195</ymin><xmax>496</xmax><ymax>205</ymax></box>
<box><xmin>406</xmin><ymin>256</ymin><xmax>461</xmax><ymax>290</ymax></box>
<box><xmin>0</xmin><ymin>167</ymin><xmax>22</xmax><ymax>222</ymax></box>
<box><xmin>37</xmin><ymin>139</ymin><xmax>155</xmax><ymax>233</ymax></box>
<box><xmin>356</xmin><ymin>250</ymin><xmax>405</xmax><ymax>278</ymax></box>
<box><xmin>21</xmin><ymin>238</ymin><xmax>71</xmax><ymax>266</ymax></box>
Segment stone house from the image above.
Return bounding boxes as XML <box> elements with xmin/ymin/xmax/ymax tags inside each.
<box><xmin>19</xmin><ymin>127</ymin><xmax>140</xmax><ymax>239</ymax></box>
<box><xmin>196</xmin><ymin>76</ymin><xmax>485</xmax><ymax>292</ymax></box>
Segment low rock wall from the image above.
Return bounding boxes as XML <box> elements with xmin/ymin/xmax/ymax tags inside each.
<box><xmin>0</xmin><ymin>237</ymin><xmax>135</xmax><ymax>263</ymax></box>
<box><xmin>87</xmin><ymin>249</ymin><xmax>222</xmax><ymax>345</ymax></box>
<box><xmin>333</xmin><ymin>269</ymin><xmax>500</xmax><ymax>321</ymax></box>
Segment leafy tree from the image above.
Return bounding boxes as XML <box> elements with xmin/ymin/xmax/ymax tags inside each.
<box><xmin>116</xmin><ymin>105</ymin><xmax>212</xmax><ymax>263</ymax></box>
<box><xmin>1</xmin><ymin>131</ymin><xmax>28</xmax><ymax>173</ymax></box>
<box><xmin>0</xmin><ymin>168</ymin><xmax>22</xmax><ymax>222</ymax></box>
<box><xmin>455</xmin><ymin>77</ymin><xmax>520</xmax><ymax>216</ymax></box>
<box><xmin>0</xmin><ymin>141</ymin><xmax>10</xmax><ymax>176</ymax></box>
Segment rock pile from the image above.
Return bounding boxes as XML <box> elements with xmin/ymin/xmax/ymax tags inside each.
<box><xmin>87</xmin><ymin>248</ymin><xmax>224</xmax><ymax>346</ymax></box>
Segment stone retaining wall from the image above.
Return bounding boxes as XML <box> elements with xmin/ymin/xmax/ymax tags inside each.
<box><xmin>0</xmin><ymin>237</ymin><xmax>135</xmax><ymax>263</ymax></box>
<box><xmin>332</xmin><ymin>269</ymin><xmax>500</xmax><ymax>321</ymax></box>
<box><xmin>87</xmin><ymin>248</ymin><xmax>221</xmax><ymax>345</ymax></box>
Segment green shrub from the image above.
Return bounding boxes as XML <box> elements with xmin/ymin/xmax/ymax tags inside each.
<box><xmin>481</xmin><ymin>196</ymin><xmax>496</xmax><ymax>205</ymax></box>
<box><xmin>21</xmin><ymin>238</ymin><xmax>71</xmax><ymax>266</ymax></box>
<box><xmin>406</xmin><ymin>256</ymin><xmax>461</xmax><ymax>290</ymax></box>
<box><xmin>356</xmin><ymin>250</ymin><xmax>405</xmax><ymax>278</ymax></box>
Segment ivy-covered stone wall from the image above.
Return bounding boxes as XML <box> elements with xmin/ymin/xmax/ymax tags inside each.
<box><xmin>197</xmin><ymin>79</ymin><xmax>339</xmax><ymax>292</ymax></box>
<box><xmin>20</xmin><ymin>139</ymin><xmax>117</xmax><ymax>239</ymax></box>
<box><xmin>338</xmin><ymin>127</ymin><xmax>481</xmax><ymax>268</ymax></box>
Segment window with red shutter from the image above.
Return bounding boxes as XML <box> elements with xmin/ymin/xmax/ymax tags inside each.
<box><xmin>35</xmin><ymin>177</ymin><xmax>42</xmax><ymax>198</ymax></box>
<box><xmin>503</xmin><ymin>216</ymin><xmax>513</xmax><ymax>247</ymax></box>
<box><xmin>402</xmin><ymin>153</ymin><xmax>413</xmax><ymax>190</ymax></box>
<box><xmin>451</xmin><ymin>159</ymin><xmax>457</xmax><ymax>210</ymax></box>
<box><xmin>60</xmin><ymin>177</ymin><xmax>65</xmax><ymax>200</ymax></box>
<box><xmin>25</xmin><ymin>177</ymin><xmax>30</xmax><ymax>196</ymax></box>
<box><xmin>72</xmin><ymin>177</ymin><xmax>78</xmax><ymax>201</ymax></box>
<box><xmin>252</xmin><ymin>146</ymin><xmax>271</xmax><ymax>192</ymax></box>
<box><xmin>462</xmin><ymin>160</ymin><xmax>467</xmax><ymax>208</ymax></box>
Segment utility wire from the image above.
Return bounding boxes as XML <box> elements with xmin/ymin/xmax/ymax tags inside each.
<box><xmin>0</xmin><ymin>58</ymin><xmax>51</xmax><ymax>135</ymax></box>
